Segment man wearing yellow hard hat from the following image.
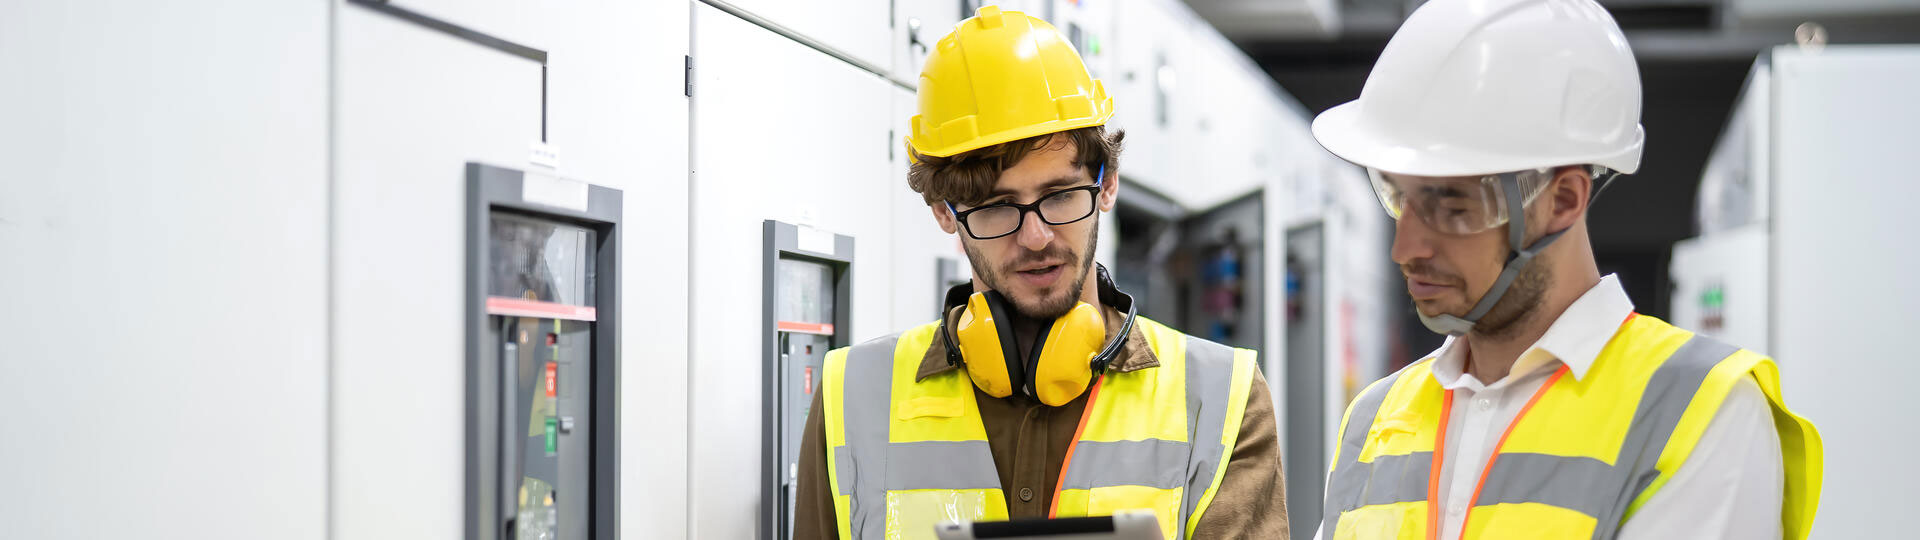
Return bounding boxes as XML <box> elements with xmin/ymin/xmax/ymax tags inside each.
<box><xmin>791</xmin><ymin>6</ymin><xmax>1289</xmax><ymax>540</ymax></box>
<box><xmin>1308</xmin><ymin>0</ymin><xmax>1822</xmax><ymax>538</ymax></box>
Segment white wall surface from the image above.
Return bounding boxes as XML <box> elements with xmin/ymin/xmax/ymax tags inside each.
<box><xmin>0</xmin><ymin>2</ymin><xmax>329</xmax><ymax>539</ymax></box>
<box><xmin>1769</xmin><ymin>45</ymin><xmax>1920</xmax><ymax>538</ymax></box>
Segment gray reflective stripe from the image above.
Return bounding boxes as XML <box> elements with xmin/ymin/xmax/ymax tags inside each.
<box><xmin>883</xmin><ymin>440</ymin><xmax>1001</xmax><ymax>490</ymax></box>
<box><xmin>1338</xmin><ymin>452</ymin><xmax>1435</xmax><ymax>507</ymax></box>
<box><xmin>833</xmin><ymin>335</ymin><xmax>899</xmax><ymax>540</ymax></box>
<box><xmin>1319</xmin><ymin>363</ymin><xmax>1418</xmax><ymax>539</ymax></box>
<box><xmin>1580</xmin><ymin>335</ymin><xmax>1735</xmax><ymax>540</ymax></box>
<box><xmin>1176</xmin><ymin>336</ymin><xmax>1239</xmax><ymax>540</ymax></box>
<box><xmin>1059</xmin><ymin>439</ymin><xmax>1192</xmax><ymax>490</ymax></box>
<box><xmin>1472</xmin><ymin>452</ymin><xmax>1613</xmax><ymax>511</ymax></box>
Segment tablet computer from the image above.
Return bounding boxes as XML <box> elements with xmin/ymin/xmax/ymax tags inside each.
<box><xmin>933</xmin><ymin>511</ymin><xmax>1163</xmax><ymax>540</ymax></box>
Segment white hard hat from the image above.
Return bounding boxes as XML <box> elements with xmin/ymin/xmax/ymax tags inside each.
<box><xmin>1312</xmin><ymin>0</ymin><xmax>1644</xmax><ymax>177</ymax></box>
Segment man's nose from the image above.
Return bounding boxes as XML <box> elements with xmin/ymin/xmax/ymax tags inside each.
<box><xmin>1390</xmin><ymin>211</ymin><xmax>1436</xmax><ymax>268</ymax></box>
<box><xmin>1016</xmin><ymin>210</ymin><xmax>1054</xmax><ymax>251</ymax></box>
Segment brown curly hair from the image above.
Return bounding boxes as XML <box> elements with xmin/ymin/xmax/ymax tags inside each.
<box><xmin>906</xmin><ymin>126</ymin><xmax>1126</xmax><ymax>207</ymax></box>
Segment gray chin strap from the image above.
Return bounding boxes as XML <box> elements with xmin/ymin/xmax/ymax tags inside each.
<box><xmin>1418</xmin><ymin>173</ymin><xmax>1570</xmax><ymax>336</ymax></box>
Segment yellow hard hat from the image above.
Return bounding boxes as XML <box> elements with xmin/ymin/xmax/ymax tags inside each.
<box><xmin>906</xmin><ymin>6</ymin><xmax>1114</xmax><ymax>159</ymax></box>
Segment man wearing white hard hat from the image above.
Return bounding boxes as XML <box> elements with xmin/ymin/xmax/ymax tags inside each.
<box><xmin>1308</xmin><ymin>0</ymin><xmax>1823</xmax><ymax>538</ymax></box>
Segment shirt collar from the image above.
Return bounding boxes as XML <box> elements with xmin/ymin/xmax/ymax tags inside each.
<box><xmin>917</xmin><ymin>302</ymin><xmax>1160</xmax><ymax>382</ymax></box>
<box><xmin>1427</xmin><ymin>274</ymin><xmax>1635</xmax><ymax>389</ymax></box>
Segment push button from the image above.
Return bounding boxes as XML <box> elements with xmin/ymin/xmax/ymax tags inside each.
<box><xmin>1019</xmin><ymin>487</ymin><xmax>1034</xmax><ymax>502</ymax></box>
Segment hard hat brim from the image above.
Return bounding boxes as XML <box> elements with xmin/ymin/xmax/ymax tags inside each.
<box><xmin>1311</xmin><ymin>100</ymin><xmax>1645</xmax><ymax>177</ymax></box>
<box><xmin>909</xmin><ymin>114</ymin><xmax>1114</xmax><ymax>160</ymax></box>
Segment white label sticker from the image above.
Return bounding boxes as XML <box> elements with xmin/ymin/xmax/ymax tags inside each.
<box><xmin>797</xmin><ymin>225</ymin><xmax>836</xmax><ymax>256</ymax></box>
<box><xmin>522</xmin><ymin>171</ymin><xmax>589</xmax><ymax>213</ymax></box>
<box><xmin>529</xmin><ymin>141</ymin><xmax>561</xmax><ymax>170</ymax></box>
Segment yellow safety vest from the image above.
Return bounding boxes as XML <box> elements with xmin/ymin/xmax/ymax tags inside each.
<box><xmin>1320</xmin><ymin>314</ymin><xmax>1823</xmax><ymax>539</ymax></box>
<box><xmin>823</xmin><ymin>317</ymin><xmax>1257</xmax><ymax>540</ymax></box>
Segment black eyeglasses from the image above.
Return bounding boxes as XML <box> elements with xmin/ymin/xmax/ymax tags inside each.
<box><xmin>945</xmin><ymin>181</ymin><xmax>1104</xmax><ymax>240</ymax></box>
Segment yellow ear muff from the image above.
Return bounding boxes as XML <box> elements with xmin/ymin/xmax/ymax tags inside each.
<box><xmin>954</xmin><ymin>293</ymin><xmax>1014</xmax><ymax>398</ymax></box>
<box><xmin>1032</xmin><ymin>302</ymin><xmax>1105</xmax><ymax>406</ymax></box>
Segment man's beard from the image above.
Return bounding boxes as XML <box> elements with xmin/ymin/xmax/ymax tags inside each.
<box><xmin>964</xmin><ymin>222</ymin><xmax>1100</xmax><ymax>320</ymax></box>
<box><xmin>1466</xmin><ymin>249</ymin><xmax>1553</xmax><ymax>340</ymax></box>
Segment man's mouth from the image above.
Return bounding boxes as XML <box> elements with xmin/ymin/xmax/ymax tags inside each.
<box><xmin>1012</xmin><ymin>262</ymin><xmax>1066</xmax><ymax>288</ymax></box>
<box><xmin>1405</xmin><ymin>275</ymin><xmax>1456</xmax><ymax>300</ymax></box>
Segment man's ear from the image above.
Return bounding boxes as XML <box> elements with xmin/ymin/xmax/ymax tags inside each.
<box><xmin>1543</xmin><ymin>166</ymin><xmax>1592</xmax><ymax>234</ymax></box>
<box><xmin>1098</xmin><ymin>168</ymin><xmax>1120</xmax><ymax>212</ymax></box>
<box><xmin>931</xmin><ymin>203</ymin><xmax>959</xmax><ymax>234</ymax></box>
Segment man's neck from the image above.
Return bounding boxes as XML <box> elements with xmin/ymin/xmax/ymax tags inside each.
<box><xmin>1459</xmin><ymin>274</ymin><xmax>1599</xmax><ymax>383</ymax></box>
<box><xmin>1461</xmin><ymin>330</ymin><xmax>1540</xmax><ymax>384</ymax></box>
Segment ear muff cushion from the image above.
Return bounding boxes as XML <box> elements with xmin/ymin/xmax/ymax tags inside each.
<box><xmin>955</xmin><ymin>293</ymin><xmax>1015</xmax><ymax>398</ymax></box>
<box><xmin>1032</xmin><ymin>302</ymin><xmax>1104</xmax><ymax>406</ymax></box>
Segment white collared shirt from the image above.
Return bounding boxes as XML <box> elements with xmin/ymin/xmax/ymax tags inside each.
<box><xmin>1316</xmin><ymin>275</ymin><xmax>1785</xmax><ymax>539</ymax></box>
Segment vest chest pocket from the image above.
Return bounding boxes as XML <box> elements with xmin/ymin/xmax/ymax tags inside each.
<box><xmin>1367</xmin><ymin>417</ymin><xmax>1424</xmax><ymax>455</ymax></box>
<box><xmin>895</xmin><ymin>397</ymin><xmax>963</xmax><ymax>420</ymax></box>
<box><xmin>1332</xmin><ymin>502</ymin><xmax>1427</xmax><ymax>540</ymax></box>
<box><xmin>1086</xmin><ymin>485</ymin><xmax>1182</xmax><ymax>540</ymax></box>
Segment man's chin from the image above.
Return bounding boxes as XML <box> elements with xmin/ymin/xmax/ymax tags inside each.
<box><xmin>1007</xmin><ymin>290</ymin><xmax>1075</xmax><ymax>319</ymax></box>
<box><xmin>1413</xmin><ymin>300</ymin><xmax>1466</xmax><ymax>319</ymax></box>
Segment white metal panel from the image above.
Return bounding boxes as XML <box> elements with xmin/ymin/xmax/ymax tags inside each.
<box><xmin>689</xmin><ymin>4</ymin><xmax>895</xmax><ymax>537</ymax></box>
<box><xmin>0</xmin><ymin>2</ymin><xmax>328</xmax><ymax>539</ymax></box>
<box><xmin>530</xmin><ymin>1</ymin><xmax>695</xmax><ymax>537</ymax></box>
<box><xmin>892</xmin><ymin>0</ymin><xmax>965</xmax><ymax>85</ymax></box>
<box><xmin>1770</xmin><ymin>45</ymin><xmax>1920</xmax><ymax>538</ymax></box>
<box><xmin>715</xmin><ymin>0</ymin><xmax>893</xmax><ymax>72</ymax></box>
<box><xmin>888</xmin><ymin>86</ymin><xmax>971</xmax><ymax>330</ymax></box>
<box><xmin>333</xmin><ymin>5</ymin><xmax>544</xmax><ymax>538</ymax></box>
<box><xmin>378</xmin><ymin>0</ymin><xmax>545</xmax><ymax>50</ymax></box>
<box><xmin>1103</xmin><ymin>0</ymin><xmax>1188</xmax><ymax>199</ymax></box>
<box><xmin>1668</xmin><ymin>224</ymin><xmax>1771</xmax><ymax>354</ymax></box>
<box><xmin>1698</xmin><ymin>61</ymin><xmax>1771</xmax><ymax>235</ymax></box>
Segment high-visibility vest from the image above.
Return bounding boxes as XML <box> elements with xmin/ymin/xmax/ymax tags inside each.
<box><xmin>1319</xmin><ymin>314</ymin><xmax>1823</xmax><ymax>539</ymax></box>
<box><xmin>822</xmin><ymin>317</ymin><xmax>1258</xmax><ymax>540</ymax></box>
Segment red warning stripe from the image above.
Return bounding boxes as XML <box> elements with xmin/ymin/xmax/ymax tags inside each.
<box><xmin>486</xmin><ymin>296</ymin><xmax>597</xmax><ymax>321</ymax></box>
<box><xmin>777</xmin><ymin>321</ymin><xmax>835</xmax><ymax>335</ymax></box>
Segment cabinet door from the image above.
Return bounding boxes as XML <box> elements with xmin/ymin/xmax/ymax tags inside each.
<box><xmin>690</xmin><ymin>4</ymin><xmax>895</xmax><ymax>539</ymax></box>
<box><xmin>334</xmin><ymin>6</ymin><xmax>544</xmax><ymax>538</ymax></box>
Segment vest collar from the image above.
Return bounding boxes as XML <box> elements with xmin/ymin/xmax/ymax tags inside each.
<box><xmin>917</xmin><ymin>302</ymin><xmax>1160</xmax><ymax>382</ymax></box>
<box><xmin>1427</xmin><ymin>274</ymin><xmax>1636</xmax><ymax>389</ymax></box>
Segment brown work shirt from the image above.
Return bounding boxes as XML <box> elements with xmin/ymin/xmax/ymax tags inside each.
<box><xmin>792</xmin><ymin>307</ymin><xmax>1289</xmax><ymax>539</ymax></box>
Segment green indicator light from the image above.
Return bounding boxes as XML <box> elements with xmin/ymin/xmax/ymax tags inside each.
<box><xmin>544</xmin><ymin>417</ymin><xmax>558</xmax><ymax>456</ymax></box>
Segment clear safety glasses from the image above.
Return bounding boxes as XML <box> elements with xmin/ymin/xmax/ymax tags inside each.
<box><xmin>1367</xmin><ymin>168</ymin><xmax>1555</xmax><ymax>235</ymax></box>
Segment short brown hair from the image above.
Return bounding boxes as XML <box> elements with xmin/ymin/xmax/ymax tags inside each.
<box><xmin>907</xmin><ymin>126</ymin><xmax>1126</xmax><ymax>207</ymax></box>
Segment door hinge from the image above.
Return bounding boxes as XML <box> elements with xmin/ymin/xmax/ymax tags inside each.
<box><xmin>684</xmin><ymin>55</ymin><xmax>694</xmax><ymax>97</ymax></box>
